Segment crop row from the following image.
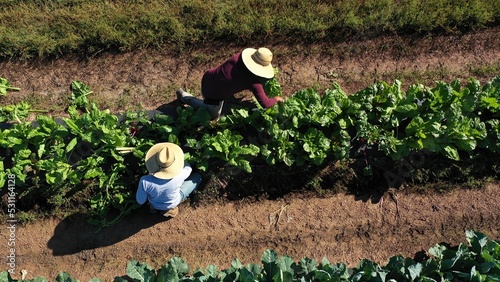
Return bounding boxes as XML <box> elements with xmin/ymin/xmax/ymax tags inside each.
<box><xmin>0</xmin><ymin>75</ymin><xmax>499</xmax><ymax>227</ymax></box>
<box><xmin>1</xmin><ymin>230</ymin><xmax>499</xmax><ymax>281</ymax></box>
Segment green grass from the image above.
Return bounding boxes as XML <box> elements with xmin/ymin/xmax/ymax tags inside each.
<box><xmin>469</xmin><ymin>62</ymin><xmax>500</xmax><ymax>77</ymax></box>
<box><xmin>1</xmin><ymin>0</ymin><xmax>499</xmax><ymax>60</ymax></box>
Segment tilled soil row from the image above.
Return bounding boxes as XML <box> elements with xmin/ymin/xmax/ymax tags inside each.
<box><xmin>4</xmin><ymin>184</ymin><xmax>499</xmax><ymax>281</ymax></box>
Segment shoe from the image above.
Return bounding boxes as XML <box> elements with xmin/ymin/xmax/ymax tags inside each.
<box><xmin>161</xmin><ymin>206</ymin><xmax>179</xmax><ymax>218</ymax></box>
<box><xmin>176</xmin><ymin>88</ymin><xmax>193</xmax><ymax>104</ymax></box>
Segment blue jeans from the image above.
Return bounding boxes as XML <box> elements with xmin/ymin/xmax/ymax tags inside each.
<box><xmin>179</xmin><ymin>172</ymin><xmax>202</xmax><ymax>201</ymax></box>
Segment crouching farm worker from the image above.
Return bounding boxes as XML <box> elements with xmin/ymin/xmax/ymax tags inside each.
<box><xmin>136</xmin><ymin>142</ymin><xmax>202</xmax><ymax>218</ymax></box>
<box><xmin>177</xmin><ymin>47</ymin><xmax>285</xmax><ymax>119</ymax></box>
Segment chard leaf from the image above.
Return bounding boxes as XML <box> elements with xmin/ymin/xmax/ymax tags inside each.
<box><xmin>279</xmin><ymin>255</ymin><xmax>295</xmax><ymax>276</ymax></box>
<box><xmin>205</xmin><ymin>264</ymin><xmax>220</xmax><ymax>278</ymax></box>
<box><xmin>55</xmin><ymin>271</ymin><xmax>77</xmax><ymax>282</ymax></box>
<box><xmin>245</xmin><ymin>263</ymin><xmax>262</xmax><ymax>276</ymax></box>
<box><xmin>429</xmin><ymin>244</ymin><xmax>446</xmax><ymax>259</ymax></box>
<box><xmin>126</xmin><ymin>260</ymin><xmax>156</xmax><ymax>282</ymax></box>
<box><xmin>84</xmin><ymin>167</ymin><xmax>104</xmax><ymax>179</ymax></box>
<box><xmin>408</xmin><ymin>263</ymin><xmax>423</xmax><ymax>280</ymax></box>
<box><xmin>27</xmin><ymin>128</ymin><xmax>48</xmax><ymax>139</ymax></box>
<box><xmin>238</xmin><ymin>268</ymin><xmax>255</xmax><ymax>282</ymax></box>
<box><xmin>0</xmin><ymin>77</ymin><xmax>21</xmax><ymax>96</ymax></box>
<box><xmin>65</xmin><ymin>137</ymin><xmax>78</xmax><ymax>153</ymax></box>
<box><xmin>235</xmin><ymin>159</ymin><xmax>252</xmax><ymax>173</ymax></box>
<box><xmin>17</xmin><ymin>148</ymin><xmax>31</xmax><ymax>159</ymax></box>
<box><xmin>396</xmin><ymin>102</ymin><xmax>418</xmax><ymax>114</ymax></box>
<box><xmin>421</xmin><ymin>138</ymin><xmax>441</xmax><ymax>152</ymax></box>
<box><xmin>0</xmin><ymin>170</ymin><xmax>5</xmax><ymax>188</ymax></box>
<box><xmin>466</xmin><ymin>230</ymin><xmax>489</xmax><ymax>255</ymax></box>
<box><xmin>443</xmin><ymin>145</ymin><xmax>460</xmax><ymax>161</ymax></box>
<box><xmin>63</xmin><ymin>118</ymin><xmax>81</xmax><ymax>134</ymax></box>
<box><xmin>262</xmin><ymin>249</ymin><xmax>279</xmax><ymax>278</ymax></box>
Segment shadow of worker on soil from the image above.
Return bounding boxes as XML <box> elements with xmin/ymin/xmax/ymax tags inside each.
<box><xmin>47</xmin><ymin>206</ymin><xmax>168</xmax><ymax>256</ymax></box>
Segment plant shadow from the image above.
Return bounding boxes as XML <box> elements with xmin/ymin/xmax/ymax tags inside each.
<box><xmin>47</xmin><ymin>205</ymin><xmax>169</xmax><ymax>256</ymax></box>
<box><xmin>151</xmin><ymin>100</ymin><xmax>394</xmax><ymax>206</ymax></box>
<box><xmin>155</xmin><ymin>95</ymin><xmax>256</xmax><ymax>118</ymax></box>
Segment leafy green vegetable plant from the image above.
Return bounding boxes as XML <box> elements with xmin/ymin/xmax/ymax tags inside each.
<box><xmin>2</xmin><ymin>230</ymin><xmax>497</xmax><ymax>282</ymax></box>
<box><xmin>0</xmin><ymin>77</ymin><xmax>20</xmax><ymax>96</ymax></box>
<box><xmin>2</xmin><ymin>75</ymin><xmax>500</xmax><ymax>229</ymax></box>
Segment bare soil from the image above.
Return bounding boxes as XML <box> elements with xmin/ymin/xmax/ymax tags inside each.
<box><xmin>1</xmin><ymin>28</ymin><xmax>500</xmax><ymax>281</ymax></box>
<box><xmin>3</xmin><ymin>185</ymin><xmax>500</xmax><ymax>281</ymax></box>
<box><xmin>1</xmin><ymin>27</ymin><xmax>500</xmax><ymax>114</ymax></box>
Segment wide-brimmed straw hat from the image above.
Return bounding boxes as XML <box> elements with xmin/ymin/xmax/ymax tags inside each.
<box><xmin>145</xmin><ymin>142</ymin><xmax>184</xmax><ymax>179</ymax></box>
<box><xmin>241</xmin><ymin>47</ymin><xmax>274</xmax><ymax>79</ymax></box>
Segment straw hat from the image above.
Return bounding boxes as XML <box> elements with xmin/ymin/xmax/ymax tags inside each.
<box><xmin>241</xmin><ymin>47</ymin><xmax>274</xmax><ymax>79</ymax></box>
<box><xmin>145</xmin><ymin>142</ymin><xmax>184</xmax><ymax>179</ymax></box>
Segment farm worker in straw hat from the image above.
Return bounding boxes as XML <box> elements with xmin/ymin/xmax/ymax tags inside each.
<box><xmin>136</xmin><ymin>142</ymin><xmax>202</xmax><ymax>218</ymax></box>
<box><xmin>177</xmin><ymin>47</ymin><xmax>286</xmax><ymax>119</ymax></box>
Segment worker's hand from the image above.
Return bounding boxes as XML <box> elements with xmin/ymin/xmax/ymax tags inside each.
<box><xmin>275</xmin><ymin>96</ymin><xmax>286</xmax><ymax>103</ymax></box>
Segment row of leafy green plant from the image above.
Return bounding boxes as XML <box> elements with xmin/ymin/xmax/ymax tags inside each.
<box><xmin>1</xmin><ymin>0</ymin><xmax>499</xmax><ymax>60</ymax></box>
<box><xmin>1</xmin><ymin>230</ymin><xmax>499</xmax><ymax>281</ymax></box>
<box><xmin>1</xmin><ymin>74</ymin><xmax>499</xmax><ymax>228</ymax></box>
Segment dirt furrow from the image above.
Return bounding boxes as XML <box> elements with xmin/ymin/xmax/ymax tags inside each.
<box><xmin>3</xmin><ymin>184</ymin><xmax>499</xmax><ymax>281</ymax></box>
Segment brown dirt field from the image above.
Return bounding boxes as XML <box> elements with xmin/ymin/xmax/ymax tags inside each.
<box><xmin>1</xmin><ymin>27</ymin><xmax>500</xmax><ymax>281</ymax></box>
<box><xmin>2</xmin><ymin>184</ymin><xmax>500</xmax><ymax>281</ymax></box>
<box><xmin>1</xmin><ymin>27</ymin><xmax>500</xmax><ymax>114</ymax></box>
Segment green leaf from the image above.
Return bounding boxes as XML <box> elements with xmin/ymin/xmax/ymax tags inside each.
<box><xmin>17</xmin><ymin>148</ymin><xmax>32</xmax><ymax>159</ymax></box>
<box><xmin>443</xmin><ymin>145</ymin><xmax>460</xmax><ymax>161</ymax></box>
<box><xmin>70</xmin><ymin>80</ymin><xmax>93</xmax><ymax>110</ymax></box>
<box><xmin>6</xmin><ymin>135</ymin><xmax>23</xmax><ymax>146</ymax></box>
<box><xmin>295</xmin><ymin>257</ymin><xmax>318</xmax><ymax>277</ymax></box>
<box><xmin>55</xmin><ymin>271</ymin><xmax>77</xmax><ymax>282</ymax></box>
<box><xmin>415</xmin><ymin>138</ymin><xmax>434</xmax><ymax>151</ymax></box>
<box><xmin>126</xmin><ymin>260</ymin><xmax>156</xmax><ymax>282</ymax></box>
<box><xmin>278</xmin><ymin>255</ymin><xmax>295</xmax><ymax>277</ymax></box>
<box><xmin>155</xmin><ymin>264</ymin><xmax>179</xmax><ymax>282</ymax></box>
<box><xmin>238</xmin><ymin>268</ymin><xmax>256</xmax><ymax>282</ymax></box>
<box><xmin>168</xmin><ymin>257</ymin><xmax>190</xmax><ymax>278</ymax></box>
<box><xmin>262</xmin><ymin>250</ymin><xmax>279</xmax><ymax>279</ymax></box>
<box><xmin>65</xmin><ymin>138</ymin><xmax>78</xmax><ymax>153</ymax></box>
<box><xmin>26</xmin><ymin>127</ymin><xmax>47</xmax><ymax>140</ymax></box>
<box><xmin>408</xmin><ymin>263</ymin><xmax>423</xmax><ymax>280</ymax></box>
<box><xmin>0</xmin><ymin>77</ymin><xmax>21</xmax><ymax>96</ymax></box>
<box><xmin>63</xmin><ymin>118</ymin><xmax>81</xmax><ymax>134</ymax></box>
<box><xmin>263</xmin><ymin>68</ymin><xmax>283</xmax><ymax>98</ymax></box>
<box><xmin>212</xmin><ymin>142</ymin><xmax>223</xmax><ymax>153</ymax></box>
<box><xmin>352</xmin><ymin>259</ymin><xmax>388</xmax><ymax>282</ymax></box>
<box><xmin>0</xmin><ymin>166</ymin><xmax>5</xmax><ymax>188</ymax></box>
<box><xmin>205</xmin><ymin>264</ymin><xmax>219</xmax><ymax>278</ymax></box>
<box><xmin>429</xmin><ymin>244</ymin><xmax>446</xmax><ymax>259</ymax></box>
<box><xmin>466</xmin><ymin>230</ymin><xmax>489</xmax><ymax>256</ymax></box>
<box><xmin>84</xmin><ymin>167</ymin><xmax>104</xmax><ymax>179</ymax></box>
<box><xmin>313</xmin><ymin>270</ymin><xmax>331</xmax><ymax>281</ymax></box>
<box><xmin>0</xmin><ymin>271</ymin><xmax>14</xmax><ymax>282</ymax></box>
<box><xmin>9</xmin><ymin>102</ymin><xmax>31</xmax><ymax>122</ymax></box>
<box><xmin>245</xmin><ymin>263</ymin><xmax>262</xmax><ymax>277</ymax></box>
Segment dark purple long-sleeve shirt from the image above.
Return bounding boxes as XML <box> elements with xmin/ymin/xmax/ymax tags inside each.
<box><xmin>201</xmin><ymin>52</ymin><xmax>278</xmax><ymax>108</ymax></box>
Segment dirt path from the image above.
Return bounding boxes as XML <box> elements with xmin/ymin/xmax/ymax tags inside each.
<box><xmin>2</xmin><ymin>184</ymin><xmax>499</xmax><ymax>281</ymax></box>
<box><xmin>1</xmin><ymin>28</ymin><xmax>500</xmax><ymax>281</ymax></box>
<box><xmin>1</xmin><ymin>27</ymin><xmax>499</xmax><ymax>114</ymax></box>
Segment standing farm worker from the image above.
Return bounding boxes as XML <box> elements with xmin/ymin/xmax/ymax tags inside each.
<box><xmin>136</xmin><ymin>142</ymin><xmax>202</xmax><ymax>218</ymax></box>
<box><xmin>177</xmin><ymin>47</ymin><xmax>286</xmax><ymax>119</ymax></box>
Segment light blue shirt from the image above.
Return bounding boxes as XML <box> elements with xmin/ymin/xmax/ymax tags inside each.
<box><xmin>136</xmin><ymin>164</ymin><xmax>192</xmax><ymax>210</ymax></box>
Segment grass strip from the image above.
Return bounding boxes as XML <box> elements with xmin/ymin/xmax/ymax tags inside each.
<box><xmin>0</xmin><ymin>0</ymin><xmax>499</xmax><ymax>60</ymax></box>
